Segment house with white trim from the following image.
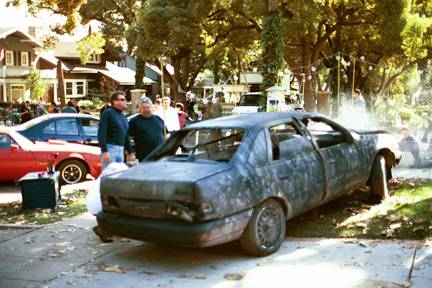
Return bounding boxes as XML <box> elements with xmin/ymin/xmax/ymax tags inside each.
<box><xmin>0</xmin><ymin>28</ymin><xmax>42</xmax><ymax>103</ymax></box>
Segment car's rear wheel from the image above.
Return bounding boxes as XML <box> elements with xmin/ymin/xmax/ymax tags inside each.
<box><xmin>370</xmin><ymin>155</ymin><xmax>389</xmax><ymax>200</ymax></box>
<box><xmin>57</xmin><ymin>160</ymin><xmax>87</xmax><ymax>185</ymax></box>
<box><xmin>240</xmin><ymin>199</ymin><xmax>286</xmax><ymax>256</ymax></box>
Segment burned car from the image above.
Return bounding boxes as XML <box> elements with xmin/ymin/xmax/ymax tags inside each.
<box><xmin>96</xmin><ymin>112</ymin><xmax>400</xmax><ymax>256</ymax></box>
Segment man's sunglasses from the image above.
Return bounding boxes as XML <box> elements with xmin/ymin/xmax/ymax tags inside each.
<box><xmin>116</xmin><ymin>98</ymin><xmax>126</xmax><ymax>101</ymax></box>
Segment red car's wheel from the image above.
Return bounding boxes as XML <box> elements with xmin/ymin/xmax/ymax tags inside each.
<box><xmin>57</xmin><ymin>160</ymin><xmax>87</xmax><ymax>185</ymax></box>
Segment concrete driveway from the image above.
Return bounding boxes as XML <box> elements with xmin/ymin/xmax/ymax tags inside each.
<box><xmin>0</xmin><ymin>213</ymin><xmax>430</xmax><ymax>288</ymax></box>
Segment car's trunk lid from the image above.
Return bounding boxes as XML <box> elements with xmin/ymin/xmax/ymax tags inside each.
<box><xmin>100</xmin><ymin>161</ymin><xmax>229</xmax><ymax>219</ymax></box>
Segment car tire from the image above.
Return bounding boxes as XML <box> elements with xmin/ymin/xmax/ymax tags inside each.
<box><xmin>370</xmin><ymin>155</ymin><xmax>389</xmax><ymax>200</ymax></box>
<box><xmin>57</xmin><ymin>160</ymin><xmax>87</xmax><ymax>185</ymax></box>
<box><xmin>240</xmin><ymin>199</ymin><xmax>286</xmax><ymax>256</ymax></box>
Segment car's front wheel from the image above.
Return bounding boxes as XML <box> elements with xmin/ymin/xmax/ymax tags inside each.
<box><xmin>57</xmin><ymin>160</ymin><xmax>87</xmax><ymax>185</ymax></box>
<box><xmin>370</xmin><ymin>155</ymin><xmax>389</xmax><ymax>200</ymax></box>
<box><xmin>240</xmin><ymin>199</ymin><xmax>286</xmax><ymax>256</ymax></box>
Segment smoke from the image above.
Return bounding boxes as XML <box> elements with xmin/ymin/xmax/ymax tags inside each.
<box><xmin>333</xmin><ymin>102</ymin><xmax>380</xmax><ymax>131</ymax></box>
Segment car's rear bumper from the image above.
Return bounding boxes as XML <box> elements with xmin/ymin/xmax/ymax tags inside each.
<box><xmin>96</xmin><ymin>209</ymin><xmax>252</xmax><ymax>247</ymax></box>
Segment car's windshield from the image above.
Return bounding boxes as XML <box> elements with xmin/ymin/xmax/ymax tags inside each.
<box><xmin>238</xmin><ymin>93</ymin><xmax>261</xmax><ymax>106</ymax></box>
<box><xmin>152</xmin><ymin>128</ymin><xmax>245</xmax><ymax>162</ymax></box>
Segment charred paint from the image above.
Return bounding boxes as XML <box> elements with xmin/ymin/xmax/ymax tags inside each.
<box><xmin>97</xmin><ymin>112</ymin><xmax>400</xmax><ymax>248</ymax></box>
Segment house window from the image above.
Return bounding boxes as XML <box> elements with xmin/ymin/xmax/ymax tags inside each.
<box><xmin>20</xmin><ymin>52</ymin><xmax>29</xmax><ymax>66</ymax></box>
<box><xmin>10</xmin><ymin>84</ymin><xmax>25</xmax><ymax>102</ymax></box>
<box><xmin>5</xmin><ymin>50</ymin><xmax>14</xmax><ymax>66</ymax></box>
<box><xmin>76</xmin><ymin>81</ymin><xmax>84</xmax><ymax>96</ymax></box>
<box><xmin>65</xmin><ymin>82</ymin><xmax>73</xmax><ymax>96</ymax></box>
<box><xmin>88</xmin><ymin>53</ymin><xmax>101</xmax><ymax>64</ymax></box>
<box><xmin>65</xmin><ymin>80</ymin><xmax>87</xmax><ymax>97</ymax></box>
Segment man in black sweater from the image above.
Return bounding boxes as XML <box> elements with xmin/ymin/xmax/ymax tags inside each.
<box><xmin>97</xmin><ymin>91</ymin><xmax>133</xmax><ymax>169</ymax></box>
<box><xmin>128</xmin><ymin>97</ymin><xmax>165</xmax><ymax>161</ymax></box>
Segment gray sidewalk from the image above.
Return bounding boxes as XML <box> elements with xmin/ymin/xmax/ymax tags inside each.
<box><xmin>0</xmin><ymin>212</ymin><xmax>430</xmax><ymax>288</ymax></box>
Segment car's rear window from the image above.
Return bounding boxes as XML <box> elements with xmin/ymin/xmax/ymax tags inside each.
<box><xmin>153</xmin><ymin>128</ymin><xmax>245</xmax><ymax>162</ymax></box>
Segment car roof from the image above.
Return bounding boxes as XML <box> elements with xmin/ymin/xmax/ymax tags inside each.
<box><xmin>186</xmin><ymin>112</ymin><xmax>314</xmax><ymax>130</ymax></box>
<box><xmin>28</xmin><ymin>113</ymin><xmax>99</xmax><ymax>120</ymax></box>
<box><xmin>15</xmin><ymin>113</ymin><xmax>99</xmax><ymax>130</ymax></box>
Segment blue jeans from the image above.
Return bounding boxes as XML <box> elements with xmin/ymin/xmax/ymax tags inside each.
<box><xmin>101</xmin><ymin>144</ymin><xmax>124</xmax><ymax>170</ymax></box>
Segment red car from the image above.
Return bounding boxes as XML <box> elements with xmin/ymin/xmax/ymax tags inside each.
<box><xmin>0</xmin><ymin>126</ymin><xmax>102</xmax><ymax>184</ymax></box>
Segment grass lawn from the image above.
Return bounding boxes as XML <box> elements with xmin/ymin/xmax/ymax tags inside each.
<box><xmin>286</xmin><ymin>179</ymin><xmax>432</xmax><ymax>240</ymax></box>
<box><xmin>0</xmin><ymin>189</ymin><xmax>87</xmax><ymax>225</ymax></box>
<box><xmin>0</xmin><ymin>179</ymin><xmax>431</xmax><ymax>240</ymax></box>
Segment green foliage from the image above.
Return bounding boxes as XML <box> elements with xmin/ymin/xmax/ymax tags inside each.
<box><xmin>13</xmin><ymin>0</ymin><xmax>87</xmax><ymax>34</ymax></box>
<box><xmin>77</xmin><ymin>100</ymin><xmax>94</xmax><ymax>109</ymax></box>
<box><xmin>260</xmin><ymin>10</ymin><xmax>285</xmax><ymax>103</ymax></box>
<box><xmin>0</xmin><ymin>189</ymin><xmax>87</xmax><ymax>225</ymax></box>
<box><xmin>401</xmin><ymin>14</ymin><xmax>432</xmax><ymax>60</ymax></box>
<box><xmin>26</xmin><ymin>67</ymin><xmax>45</xmax><ymax>100</ymax></box>
<box><xmin>77</xmin><ymin>33</ymin><xmax>106</xmax><ymax>64</ymax></box>
<box><xmin>40</xmin><ymin>35</ymin><xmax>59</xmax><ymax>51</ymax></box>
<box><xmin>286</xmin><ymin>179</ymin><xmax>432</xmax><ymax>240</ymax></box>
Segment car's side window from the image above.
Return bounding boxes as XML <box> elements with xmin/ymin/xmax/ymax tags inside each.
<box><xmin>269</xmin><ymin>122</ymin><xmax>301</xmax><ymax>160</ymax></box>
<box><xmin>307</xmin><ymin>119</ymin><xmax>348</xmax><ymax>149</ymax></box>
<box><xmin>81</xmin><ymin>119</ymin><xmax>98</xmax><ymax>136</ymax></box>
<box><xmin>56</xmin><ymin>119</ymin><xmax>79</xmax><ymax>136</ymax></box>
<box><xmin>0</xmin><ymin>133</ymin><xmax>13</xmax><ymax>150</ymax></box>
<box><xmin>42</xmin><ymin>122</ymin><xmax>56</xmax><ymax>135</ymax></box>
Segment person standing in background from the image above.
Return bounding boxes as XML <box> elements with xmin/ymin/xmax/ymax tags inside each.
<box><xmin>19</xmin><ymin>101</ymin><xmax>32</xmax><ymax>124</ymax></box>
<box><xmin>153</xmin><ymin>96</ymin><xmax>180</xmax><ymax>134</ymax></box>
<box><xmin>62</xmin><ymin>100</ymin><xmax>77</xmax><ymax>113</ymax></box>
<box><xmin>128</xmin><ymin>97</ymin><xmax>165</xmax><ymax>161</ymax></box>
<box><xmin>97</xmin><ymin>91</ymin><xmax>134</xmax><ymax>170</ymax></box>
<box><xmin>48</xmin><ymin>102</ymin><xmax>60</xmax><ymax>113</ymax></box>
<box><xmin>175</xmin><ymin>103</ymin><xmax>190</xmax><ymax>129</ymax></box>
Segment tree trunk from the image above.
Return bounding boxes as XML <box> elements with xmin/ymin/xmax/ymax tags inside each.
<box><xmin>268</xmin><ymin>0</ymin><xmax>278</xmax><ymax>11</ymax></box>
<box><xmin>135</xmin><ymin>57</ymin><xmax>145</xmax><ymax>89</ymax></box>
<box><xmin>301</xmin><ymin>36</ymin><xmax>315</xmax><ymax>111</ymax></box>
<box><xmin>56</xmin><ymin>60</ymin><xmax>65</xmax><ymax>106</ymax></box>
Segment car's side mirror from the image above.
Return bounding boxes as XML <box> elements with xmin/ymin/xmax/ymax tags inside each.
<box><xmin>10</xmin><ymin>144</ymin><xmax>19</xmax><ymax>152</ymax></box>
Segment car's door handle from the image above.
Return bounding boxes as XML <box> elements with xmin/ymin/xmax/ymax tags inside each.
<box><xmin>278</xmin><ymin>171</ymin><xmax>290</xmax><ymax>180</ymax></box>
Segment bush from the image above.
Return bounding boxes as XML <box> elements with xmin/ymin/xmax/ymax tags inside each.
<box><xmin>78</xmin><ymin>100</ymin><xmax>94</xmax><ymax>109</ymax></box>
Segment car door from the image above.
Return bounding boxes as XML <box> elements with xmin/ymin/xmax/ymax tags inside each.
<box><xmin>303</xmin><ymin>117</ymin><xmax>353</xmax><ymax>197</ymax></box>
<box><xmin>264</xmin><ymin>121</ymin><xmax>325</xmax><ymax>213</ymax></box>
<box><xmin>79</xmin><ymin>118</ymin><xmax>99</xmax><ymax>145</ymax></box>
<box><xmin>0</xmin><ymin>133</ymin><xmax>36</xmax><ymax>181</ymax></box>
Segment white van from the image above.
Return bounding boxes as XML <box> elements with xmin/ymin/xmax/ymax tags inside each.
<box><xmin>232</xmin><ymin>92</ymin><xmax>262</xmax><ymax>114</ymax></box>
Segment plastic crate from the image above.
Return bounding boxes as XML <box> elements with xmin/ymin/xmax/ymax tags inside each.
<box><xmin>19</xmin><ymin>171</ymin><xmax>60</xmax><ymax>210</ymax></box>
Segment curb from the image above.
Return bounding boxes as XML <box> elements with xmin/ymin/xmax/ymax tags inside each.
<box><xmin>0</xmin><ymin>224</ymin><xmax>42</xmax><ymax>230</ymax></box>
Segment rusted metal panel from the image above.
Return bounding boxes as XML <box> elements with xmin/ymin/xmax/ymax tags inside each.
<box><xmin>98</xmin><ymin>112</ymin><xmax>400</xmax><ymax>248</ymax></box>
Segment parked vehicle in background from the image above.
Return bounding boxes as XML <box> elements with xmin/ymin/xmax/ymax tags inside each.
<box><xmin>232</xmin><ymin>92</ymin><xmax>262</xmax><ymax>114</ymax></box>
<box><xmin>0</xmin><ymin>127</ymin><xmax>101</xmax><ymax>185</ymax></box>
<box><xmin>15</xmin><ymin>114</ymin><xmax>99</xmax><ymax>145</ymax></box>
<box><xmin>96</xmin><ymin>112</ymin><xmax>400</xmax><ymax>256</ymax></box>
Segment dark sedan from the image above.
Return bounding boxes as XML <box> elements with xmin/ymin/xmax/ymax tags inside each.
<box><xmin>15</xmin><ymin>114</ymin><xmax>99</xmax><ymax>145</ymax></box>
<box><xmin>96</xmin><ymin>112</ymin><xmax>400</xmax><ymax>256</ymax></box>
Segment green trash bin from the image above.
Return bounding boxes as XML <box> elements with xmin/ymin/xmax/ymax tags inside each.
<box><xmin>19</xmin><ymin>171</ymin><xmax>60</xmax><ymax>210</ymax></box>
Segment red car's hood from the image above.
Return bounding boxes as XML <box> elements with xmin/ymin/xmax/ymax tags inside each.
<box><xmin>32</xmin><ymin>140</ymin><xmax>100</xmax><ymax>155</ymax></box>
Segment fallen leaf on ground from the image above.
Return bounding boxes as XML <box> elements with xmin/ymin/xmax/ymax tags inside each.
<box><xmin>393</xmin><ymin>280</ymin><xmax>411</xmax><ymax>287</ymax></box>
<box><xmin>100</xmin><ymin>264</ymin><xmax>123</xmax><ymax>273</ymax></box>
<box><xmin>140</xmin><ymin>270</ymin><xmax>157</xmax><ymax>275</ymax></box>
<box><xmin>224</xmin><ymin>273</ymin><xmax>245</xmax><ymax>281</ymax></box>
<box><xmin>358</xmin><ymin>241</ymin><xmax>368</xmax><ymax>248</ymax></box>
<box><xmin>177</xmin><ymin>274</ymin><xmax>207</xmax><ymax>280</ymax></box>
